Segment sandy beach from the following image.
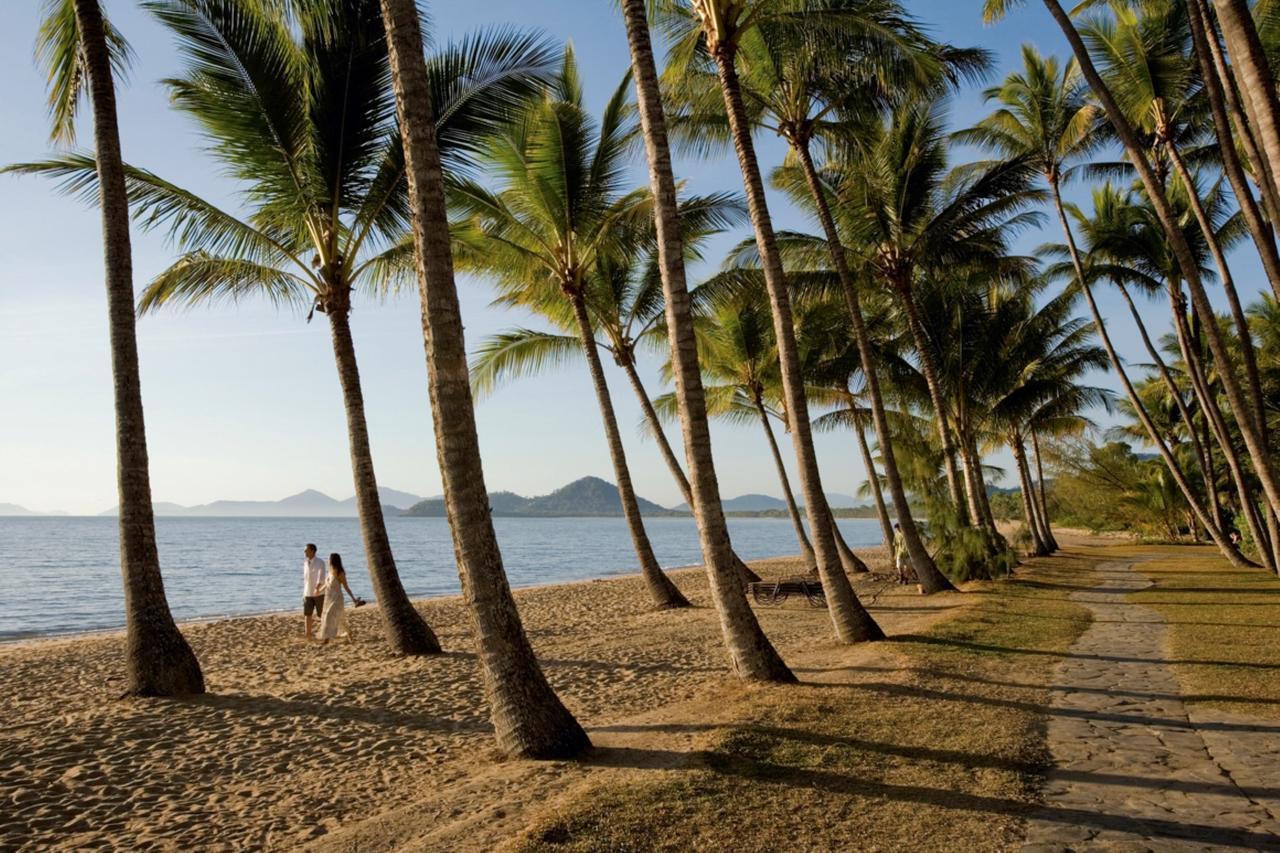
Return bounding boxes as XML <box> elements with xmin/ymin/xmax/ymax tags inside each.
<box><xmin>0</xmin><ymin>547</ymin><xmax>975</xmax><ymax>851</ymax></box>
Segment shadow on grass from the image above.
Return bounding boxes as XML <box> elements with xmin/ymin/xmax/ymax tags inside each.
<box><xmin>786</xmin><ymin>664</ymin><xmax>1280</xmax><ymax>708</ymax></box>
<box><xmin>892</xmin><ymin>633</ymin><xmax>1280</xmax><ymax>672</ymax></box>
<box><xmin>584</xmin><ymin>741</ymin><xmax>1280</xmax><ymax>850</ymax></box>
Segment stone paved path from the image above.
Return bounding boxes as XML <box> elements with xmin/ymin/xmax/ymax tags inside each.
<box><xmin>1021</xmin><ymin>559</ymin><xmax>1280</xmax><ymax>852</ymax></box>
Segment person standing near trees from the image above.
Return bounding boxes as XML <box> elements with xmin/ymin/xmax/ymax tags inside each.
<box><xmin>892</xmin><ymin>524</ymin><xmax>913</xmax><ymax>586</ymax></box>
<box><xmin>302</xmin><ymin>544</ymin><xmax>326</xmax><ymax>641</ymax></box>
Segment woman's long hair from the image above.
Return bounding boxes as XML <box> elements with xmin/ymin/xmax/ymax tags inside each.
<box><xmin>328</xmin><ymin>553</ymin><xmax>345</xmax><ymax>576</ymax></box>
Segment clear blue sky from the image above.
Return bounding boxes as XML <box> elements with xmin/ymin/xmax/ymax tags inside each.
<box><xmin>0</xmin><ymin>1</ymin><xmax>1263</xmax><ymax>515</ymax></box>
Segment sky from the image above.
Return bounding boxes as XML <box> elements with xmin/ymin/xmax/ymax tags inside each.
<box><xmin>0</xmin><ymin>1</ymin><xmax>1268</xmax><ymax>516</ymax></box>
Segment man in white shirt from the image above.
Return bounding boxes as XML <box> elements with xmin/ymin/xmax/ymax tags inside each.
<box><xmin>302</xmin><ymin>543</ymin><xmax>327</xmax><ymax>640</ymax></box>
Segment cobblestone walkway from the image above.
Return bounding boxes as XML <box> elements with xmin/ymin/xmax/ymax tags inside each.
<box><xmin>1021</xmin><ymin>559</ymin><xmax>1280</xmax><ymax>852</ymax></box>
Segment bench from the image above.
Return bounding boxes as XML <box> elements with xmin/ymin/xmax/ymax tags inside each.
<box><xmin>747</xmin><ymin>576</ymin><xmax>825</xmax><ymax>608</ymax></box>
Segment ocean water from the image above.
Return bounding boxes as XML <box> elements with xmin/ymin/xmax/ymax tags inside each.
<box><xmin>0</xmin><ymin>515</ymin><xmax>885</xmax><ymax>640</ymax></box>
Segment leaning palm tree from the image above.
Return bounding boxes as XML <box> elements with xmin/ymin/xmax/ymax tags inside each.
<box><xmin>957</xmin><ymin>43</ymin><xmax>1251</xmax><ymax>567</ymax></box>
<box><xmin>17</xmin><ymin>0</ymin><xmax>204</xmax><ymax>694</ymax></box>
<box><xmin>656</xmin><ymin>0</ymin><xmax>886</xmax><ymax>640</ymax></box>
<box><xmin>449</xmin><ymin>52</ymin><xmax>691</xmax><ymax>610</ymax></box>
<box><xmin>12</xmin><ymin>1</ymin><xmax>564</xmax><ymax>653</ymax></box>
<box><xmin>619</xmin><ymin>0</ymin><xmax>791</xmax><ymax>681</ymax></box>
<box><xmin>1081</xmin><ymin>0</ymin><xmax>1270</xmax><ymax>458</ymax></box>
<box><xmin>467</xmin><ymin>198</ymin><xmax>768</xmax><ymax>587</ymax></box>
<box><xmin>1074</xmin><ymin>179</ymin><xmax>1279</xmax><ymax>570</ymax></box>
<box><xmin>376</xmin><ymin>0</ymin><xmax>590</xmax><ymax>758</ymax></box>
<box><xmin>835</xmin><ymin>99</ymin><xmax>1043</xmax><ymax>569</ymax></box>
<box><xmin>1210</xmin><ymin>0</ymin><xmax>1280</xmax><ymax>198</ymax></box>
<box><xmin>676</xmin><ymin>7</ymin><xmax>983</xmax><ymax>590</ymax></box>
<box><xmin>986</xmin><ymin>0</ymin><xmax>1280</xmax><ymax>555</ymax></box>
<box><xmin>982</xmin><ymin>283</ymin><xmax>1112</xmax><ymax>556</ymax></box>
<box><xmin>652</xmin><ymin>288</ymin><xmax>818</xmax><ymax>567</ymax></box>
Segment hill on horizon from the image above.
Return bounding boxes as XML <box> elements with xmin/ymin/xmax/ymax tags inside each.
<box><xmin>0</xmin><ymin>503</ymin><xmax>69</xmax><ymax>517</ymax></box>
<box><xmin>98</xmin><ymin>486</ymin><xmax>424</xmax><ymax>518</ymax></box>
<box><xmin>403</xmin><ymin>477</ymin><xmax>671</xmax><ymax>518</ymax></box>
<box><xmin>673</xmin><ymin>491</ymin><xmax>864</xmax><ymax>512</ymax></box>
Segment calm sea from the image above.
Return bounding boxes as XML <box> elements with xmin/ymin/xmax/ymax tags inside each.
<box><xmin>0</xmin><ymin>515</ymin><xmax>884</xmax><ymax>640</ymax></box>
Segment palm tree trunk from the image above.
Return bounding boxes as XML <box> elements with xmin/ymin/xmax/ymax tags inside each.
<box><xmin>752</xmin><ymin>396</ymin><xmax>818</xmax><ymax>570</ymax></box>
<box><xmin>568</xmin><ymin>296</ymin><xmax>690</xmax><ymax>609</ymax></box>
<box><xmin>1030</xmin><ymin>431</ymin><xmax>1059</xmax><ymax>552</ymax></box>
<box><xmin>1211</xmin><ymin>0</ymin><xmax>1280</xmax><ymax>203</ymax></box>
<box><xmin>1115</xmin><ymin>278</ymin><xmax>1239</xmax><ymax>550</ymax></box>
<box><xmin>327</xmin><ymin>300</ymin><xmax>442</xmax><ymax>654</ymax></box>
<box><xmin>1043</xmin><ymin>0</ymin><xmax>1280</xmax><ymax>536</ymax></box>
<box><xmin>961</xmin><ymin>429</ymin><xmax>1005</xmax><ymax>550</ymax></box>
<box><xmin>379</xmin><ymin>0</ymin><xmax>590</xmax><ymax>758</ymax></box>
<box><xmin>897</xmin><ymin>284</ymin><xmax>970</xmax><ymax>524</ymax></box>
<box><xmin>619</xmin><ymin>359</ymin><xmax>760</xmax><ymax>584</ymax></box>
<box><xmin>1199</xmin><ymin>417</ymin><xmax>1225</xmax><ymax>535</ymax></box>
<box><xmin>1047</xmin><ymin>177</ymin><xmax>1252</xmax><ymax>567</ymax></box>
<box><xmin>1164</xmin><ymin>141</ymin><xmax>1270</xmax><ymax>436</ymax></box>
<box><xmin>1168</xmin><ymin>294</ymin><xmax>1276</xmax><ymax>572</ymax></box>
<box><xmin>1196</xmin><ymin>0</ymin><xmax>1280</xmax><ymax>231</ymax></box>
<box><xmin>829</xmin><ymin>510</ymin><xmax>870</xmax><ymax>573</ymax></box>
<box><xmin>791</xmin><ymin>139</ymin><xmax>952</xmax><ymax>593</ymax></box>
<box><xmin>622</xmin><ymin>0</ymin><xmax>790</xmax><ymax>679</ymax></box>
<box><xmin>1187</xmin><ymin>0</ymin><xmax>1280</xmax><ymax>301</ymax></box>
<box><xmin>74</xmin><ymin>0</ymin><xmax>203</xmax><ymax>696</ymax></box>
<box><xmin>955</xmin><ymin>414</ymin><xmax>993</xmax><ymax>547</ymax></box>
<box><xmin>1265</xmin><ymin>507</ymin><xmax>1280</xmax><ymax>575</ymax></box>
<box><xmin>710</xmin><ymin>42</ymin><xmax>883</xmax><ymax>642</ymax></box>
<box><xmin>1027</xmin><ymin>461</ymin><xmax>1054</xmax><ymax>553</ymax></box>
<box><xmin>853</xmin><ymin>416</ymin><xmax>895</xmax><ymax>547</ymax></box>
<box><xmin>1013</xmin><ymin>436</ymin><xmax>1050</xmax><ymax>556</ymax></box>
<box><xmin>1114</xmin><ymin>281</ymin><xmax>1217</xmax><ymax>518</ymax></box>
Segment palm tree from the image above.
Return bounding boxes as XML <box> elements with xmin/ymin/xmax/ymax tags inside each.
<box><xmin>986</xmin><ymin>0</ymin><xmax>1280</xmax><ymax>555</ymax></box>
<box><xmin>466</xmin><ymin>196</ymin><xmax>769</xmax><ymax>589</ymax></box>
<box><xmin>1064</xmin><ymin>181</ymin><xmax>1276</xmax><ymax>568</ymax></box>
<box><xmin>657</xmin><ymin>0</ymin><xmax>884</xmax><ymax>640</ymax></box>
<box><xmin>834</xmin><ymin>99</ymin><xmax>1043</xmax><ymax>562</ymax></box>
<box><xmin>12</xmin><ymin>1</ymin><xmax>565</xmax><ymax>654</ymax></box>
<box><xmin>619</xmin><ymin>0</ymin><xmax>790</xmax><ymax>680</ymax></box>
<box><xmin>449</xmin><ymin>53</ymin><xmax>693</xmax><ymax>610</ymax></box>
<box><xmin>376</xmin><ymin>0</ymin><xmax>590</xmax><ymax>758</ymax></box>
<box><xmin>957</xmin><ymin>43</ymin><xmax>1252</xmax><ymax>567</ymax></box>
<box><xmin>685</xmin><ymin>7</ymin><xmax>985</xmax><ymax>591</ymax></box>
<box><xmin>1080</xmin><ymin>0</ymin><xmax>1270</xmax><ymax>455</ymax></box>
<box><xmin>984</xmin><ymin>285</ymin><xmax>1112</xmax><ymax>555</ymax></box>
<box><xmin>19</xmin><ymin>0</ymin><xmax>204</xmax><ymax>695</ymax></box>
<box><xmin>1183</xmin><ymin>0</ymin><xmax>1280</xmax><ymax>302</ymax></box>
<box><xmin>1210</xmin><ymin>0</ymin><xmax>1280</xmax><ymax>199</ymax></box>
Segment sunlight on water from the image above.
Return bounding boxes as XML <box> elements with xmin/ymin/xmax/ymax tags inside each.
<box><xmin>0</xmin><ymin>516</ymin><xmax>884</xmax><ymax>639</ymax></box>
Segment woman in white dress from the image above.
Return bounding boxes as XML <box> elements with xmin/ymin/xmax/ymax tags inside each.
<box><xmin>318</xmin><ymin>553</ymin><xmax>361</xmax><ymax>643</ymax></box>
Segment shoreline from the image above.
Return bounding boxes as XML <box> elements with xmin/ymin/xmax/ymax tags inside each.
<box><xmin>0</xmin><ymin>559</ymin><xmax>733</xmax><ymax>650</ymax></box>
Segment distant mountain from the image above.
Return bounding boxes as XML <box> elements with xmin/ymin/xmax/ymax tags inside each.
<box><xmin>675</xmin><ymin>492</ymin><xmax>865</xmax><ymax>512</ymax></box>
<box><xmin>99</xmin><ymin>486</ymin><xmax>423</xmax><ymax>517</ymax></box>
<box><xmin>525</xmin><ymin>477</ymin><xmax>667</xmax><ymax>516</ymax></box>
<box><xmin>488</xmin><ymin>491</ymin><xmax>534</xmax><ymax>513</ymax></box>
<box><xmin>339</xmin><ymin>486</ymin><xmax>424</xmax><ymax>512</ymax></box>
<box><xmin>403</xmin><ymin>477</ymin><xmax>669</xmax><ymax>518</ymax></box>
<box><xmin>674</xmin><ymin>493</ymin><xmax>787</xmax><ymax>512</ymax></box>
<box><xmin>0</xmin><ymin>503</ymin><xmax>68</xmax><ymax>516</ymax></box>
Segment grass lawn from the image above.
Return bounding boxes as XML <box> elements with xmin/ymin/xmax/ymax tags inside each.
<box><xmin>513</xmin><ymin>553</ymin><xmax>1099</xmax><ymax>852</ymax></box>
<box><xmin>1124</xmin><ymin>544</ymin><xmax>1280</xmax><ymax>719</ymax></box>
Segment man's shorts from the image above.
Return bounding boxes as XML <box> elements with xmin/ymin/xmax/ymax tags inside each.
<box><xmin>304</xmin><ymin>595</ymin><xmax>325</xmax><ymax>617</ymax></box>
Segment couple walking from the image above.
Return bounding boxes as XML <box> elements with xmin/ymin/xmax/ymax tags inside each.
<box><xmin>302</xmin><ymin>544</ymin><xmax>365</xmax><ymax>642</ymax></box>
